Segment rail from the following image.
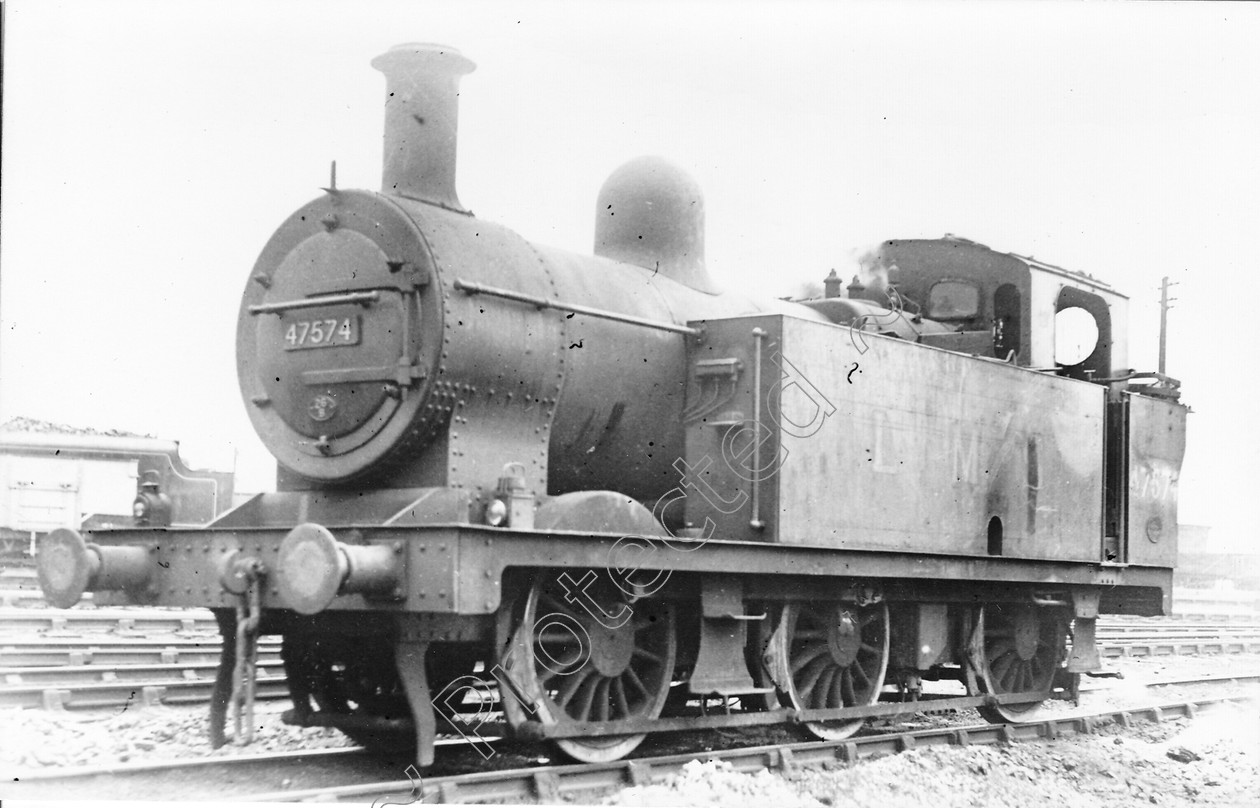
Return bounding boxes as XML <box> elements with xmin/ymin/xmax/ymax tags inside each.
<box><xmin>6</xmin><ymin>672</ymin><xmax>1257</xmax><ymax>801</ymax></box>
<box><xmin>236</xmin><ymin>684</ymin><xmax>1260</xmax><ymax>804</ymax></box>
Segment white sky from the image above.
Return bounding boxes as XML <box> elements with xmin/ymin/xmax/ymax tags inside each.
<box><xmin>2</xmin><ymin>0</ymin><xmax>1257</xmax><ymax>550</ymax></box>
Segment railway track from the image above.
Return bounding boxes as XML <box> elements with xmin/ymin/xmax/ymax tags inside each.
<box><xmin>7</xmin><ymin>747</ymin><xmax>383</xmax><ymax>801</ymax></box>
<box><xmin>8</xmin><ymin>673</ymin><xmax>1257</xmax><ymax>803</ymax></box>
<box><xmin>240</xmin><ymin>676</ymin><xmax>1260</xmax><ymax>804</ymax></box>
<box><xmin>0</xmin><ymin>605</ymin><xmax>221</xmax><ymax>635</ymax></box>
<box><xmin>3</xmin><ymin>637</ymin><xmax>1257</xmax><ymax>712</ymax></box>
<box><xmin>1101</xmin><ymin>638</ymin><xmax>1260</xmax><ymax>657</ymax></box>
<box><xmin>0</xmin><ymin>661</ymin><xmax>290</xmax><ymax>710</ymax></box>
<box><xmin>0</xmin><ymin>636</ymin><xmax>282</xmax><ymax>668</ymax></box>
<box><xmin>6</xmin><ymin>630</ymin><xmax>1253</xmax><ymax>670</ymax></box>
<box><xmin>1</xmin><ymin>606</ymin><xmax>1258</xmax><ymax>711</ymax></box>
<box><xmin>2</xmin><ymin>605</ymin><xmax>1258</xmax><ymax>639</ymax></box>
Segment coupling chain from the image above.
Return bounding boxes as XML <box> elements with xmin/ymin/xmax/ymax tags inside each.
<box><xmin>230</xmin><ymin>557</ymin><xmax>266</xmax><ymax>745</ymax></box>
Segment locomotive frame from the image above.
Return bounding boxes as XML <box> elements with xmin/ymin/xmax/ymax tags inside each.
<box><xmin>35</xmin><ymin>43</ymin><xmax>1187</xmax><ymax>768</ymax></box>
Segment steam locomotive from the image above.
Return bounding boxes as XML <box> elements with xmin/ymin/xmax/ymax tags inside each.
<box><xmin>1</xmin><ymin>423</ymin><xmax>234</xmax><ymax>558</ymax></box>
<box><xmin>35</xmin><ymin>43</ymin><xmax>1187</xmax><ymax>767</ymax></box>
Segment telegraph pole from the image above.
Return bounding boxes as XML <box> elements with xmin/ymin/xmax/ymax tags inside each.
<box><xmin>1158</xmin><ymin>275</ymin><xmax>1178</xmax><ymax>375</ymax></box>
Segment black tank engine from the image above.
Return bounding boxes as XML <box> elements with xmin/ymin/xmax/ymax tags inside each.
<box><xmin>37</xmin><ymin>43</ymin><xmax>1187</xmax><ymax>767</ymax></box>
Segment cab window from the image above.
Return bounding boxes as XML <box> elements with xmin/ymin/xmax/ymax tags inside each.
<box><xmin>1054</xmin><ymin>306</ymin><xmax>1099</xmax><ymax>366</ymax></box>
<box><xmin>927</xmin><ymin>280</ymin><xmax>980</xmax><ymax>321</ymax></box>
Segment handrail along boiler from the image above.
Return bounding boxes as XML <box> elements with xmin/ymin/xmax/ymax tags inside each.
<box><xmin>36</xmin><ymin>43</ymin><xmax>1187</xmax><ymax>766</ymax></box>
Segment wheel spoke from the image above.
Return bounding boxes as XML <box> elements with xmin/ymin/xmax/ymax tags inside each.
<box><xmin>537</xmin><ymin>643</ymin><xmax>581</xmax><ymax>672</ymax></box>
<box><xmin>796</xmin><ymin>655</ymin><xmax>832</xmax><ymax>699</ymax></box>
<box><xmin>807</xmin><ymin>665</ymin><xmax>836</xmax><ymax>707</ymax></box>
<box><xmin>593</xmin><ymin>679</ymin><xmax>611</xmax><ymax>722</ymax></box>
<box><xmin>1015</xmin><ymin>663</ymin><xmax>1032</xmax><ymax>692</ymax></box>
<box><xmin>554</xmin><ymin>666</ymin><xmax>596</xmax><ymax>707</ymax></box>
<box><xmin>624</xmin><ymin>666</ymin><xmax>649</xmax><ymax>698</ymax></box>
<box><xmin>631</xmin><ymin>646</ymin><xmax>664</xmax><ymax>666</ymax></box>
<box><xmin>1013</xmin><ymin>659</ymin><xmax>1032</xmax><ymax>690</ymax></box>
<box><xmin>539</xmin><ymin>628</ymin><xmax>578</xmax><ymax>644</ymax></box>
<box><xmin>539</xmin><ymin>592</ymin><xmax>580</xmax><ymax>618</ymax></box>
<box><xmin>776</xmin><ymin>603</ymin><xmax>888</xmax><ymax>741</ymax></box>
<box><xmin>974</xmin><ymin>608</ymin><xmax>1066</xmax><ymax>724</ymax></box>
<box><xmin>827</xmin><ymin>666</ymin><xmax>849</xmax><ymax>708</ymax></box>
<box><xmin>631</xmin><ymin>614</ymin><xmax>655</xmax><ymax>633</ymax></box>
<box><xmin>790</xmin><ymin>643</ymin><xmax>829</xmax><ymax>674</ymax></box>
<box><xmin>989</xmin><ymin>648</ymin><xmax>1016</xmax><ymax>672</ymax></box>
<box><xmin>612</xmin><ymin>676</ymin><xmax>632</xmax><ymax>719</ymax></box>
<box><xmin>570</xmin><ymin>672</ymin><xmax>600</xmax><ymax>721</ymax></box>
<box><xmin>513</xmin><ymin>566</ymin><xmax>680</xmax><ymax>764</ymax></box>
<box><xmin>840</xmin><ymin>668</ymin><xmax>857</xmax><ymax>706</ymax></box>
<box><xmin>987</xmin><ymin>640</ymin><xmax>1015</xmax><ymax>665</ymax></box>
<box><xmin>992</xmin><ymin>654</ymin><xmax>1018</xmax><ymax>686</ymax></box>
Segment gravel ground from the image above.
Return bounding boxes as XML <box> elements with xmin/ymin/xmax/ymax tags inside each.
<box><xmin>1</xmin><ymin>653</ymin><xmax>1257</xmax><ymax>807</ymax></box>
<box><xmin>604</xmin><ymin>704</ymin><xmax>1260</xmax><ymax>808</ymax></box>
<box><xmin>0</xmin><ymin>700</ymin><xmax>355</xmax><ymax>770</ymax></box>
<box><xmin>602</xmin><ymin>655</ymin><xmax>1260</xmax><ymax>808</ymax></box>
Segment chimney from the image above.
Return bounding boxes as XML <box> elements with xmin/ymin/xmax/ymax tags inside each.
<box><xmin>371</xmin><ymin>43</ymin><xmax>475</xmax><ymax>211</ymax></box>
